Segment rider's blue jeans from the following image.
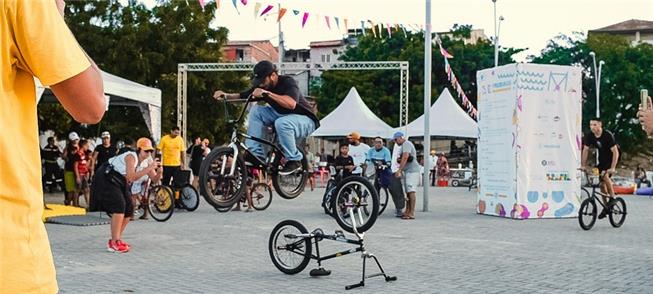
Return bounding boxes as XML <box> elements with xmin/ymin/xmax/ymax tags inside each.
<box><xmin>246</xmin><ymin>104</ymin><xmax>315</xmax><ymax>161</ymax></box>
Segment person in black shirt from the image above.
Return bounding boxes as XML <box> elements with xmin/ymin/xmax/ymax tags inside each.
<box><xmin>582</xmin><ymin>117</ymin><xmax>620</xmax><ymax>218</ymax></box>
<box><xmin>213</xmin><ymin>60</ymin><xmax>319</xmax><ymax>174</ymax></box>
<box><xmin>187</xmin><ymin>136</ymin><xmax>210</xmax><ymax>189</ymax></box>
<box><xmin>41</xmin><ymin>137</ymin><xmax>63</xmax><ymax>192</ymax></box>
<box><xmin>92</xmin><ymin>131</ymin><xmax>117</xmax><ymax>174</ymax></box>
<box><xmin>334</xmin><ymin>143</ymin><xmax>355</xmax><ymax>178</ymax></box>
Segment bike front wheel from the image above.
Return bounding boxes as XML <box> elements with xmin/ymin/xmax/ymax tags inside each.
<box><xmin>180</xmin><ymin>184</ymin><xmax>200</xmax><ymax>212</ymax></box>
<box><xmin>199</xmin><ymin>147</ymin><xmax>247</xmax><ymax>209</ymax></box>
<box><xmin>251</xmin><ymin>183</ymin><xmax>273</xmax><ymax>210</ymax></box>
<box><xmin>269</xmin><ymin>220</ymin><xmax>312</xmax><ymax>275</ymax></box>
<box><xmin>331</xmin><ymin>176</ymin><xmax>379</xmax><ymax>234</ymax></box>
<box><xmin>322</xmin><ymin>179</ymin><xmax>336</xmax><ymax>216</ymax></box>
<box><xmin>578</xmin><ymin>198</ymin><xmax>597</xmax><ymax>230</ymax></box>
<box><xmin>272</xmin><ymin>151</ymin><xmax>308</xmax><ymax>200</ymax></box>
<box><xmin>148</xmin><ymin>185</ymin><xmax>175</xmax><ymax>222</ymax></box>
<box><xmin>608</xmin><ymin>197</ymin><xmax>627</xmax><ymax>228</ymax></box>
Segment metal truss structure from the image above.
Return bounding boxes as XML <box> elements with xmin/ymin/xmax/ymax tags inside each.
<box><xmin>177</xmin><ymin>61</ymin><xmax>409</xmax><ymax>139</ymax></box>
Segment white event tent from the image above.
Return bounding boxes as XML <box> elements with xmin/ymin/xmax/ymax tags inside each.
<box><xmin>398</xmin><ymin>88</ymin><xmax>478</xmax><ymax>138</ymax></box>
<box><xmin>311</xmin><ymin>87</ymin><xmax>394</xmax><ymax>138</ymax></box>
<box><xmin>36</xmin><ymin>71</ymin><xmax>162</xmax><ymax>142</ymax></box>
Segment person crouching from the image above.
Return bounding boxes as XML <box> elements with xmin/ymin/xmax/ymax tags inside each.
<box><xmin>90</xmin><ymin>138</ymin><xmax>162</xmax><ymax>253</ymax></box>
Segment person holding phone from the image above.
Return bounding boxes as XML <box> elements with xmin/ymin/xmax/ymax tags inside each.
<box><xmin>637</xmin><ymin>90</ymin><xmax>653</xmax><ymax>136</ymax></box>
<box><xmin>90</xmin><ymin>138</ymin><xmax>162</xmax><ymax>253</ymax></box>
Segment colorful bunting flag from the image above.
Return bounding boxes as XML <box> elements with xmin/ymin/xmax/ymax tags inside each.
<box><xmin>260</xmin><ymin>4</ymin><xmax>273</xmax><ymax>17</ymax></box>
<box><xmin>334</xmin><ymin>17</ymin><xmax>340</xmax><ymax>30</ymax></box>
<box><xmin>277</xmin><ymin>8</ymin><xmax>287</xmax><ymax>22</ymax></box>
<box><xmin>198</xmin><ymin>0</ymin><xmax>206</xmax><ymax>10</ymax></box>
<box><xmin>302</xmin><ymin>12</ymin><xmax>309</xmax><ymax>28</ymax></box>
<box><xmin>325</xmin><ymin>16</ymin><xmax>331</xmax><ymax>29</ymax></box>
<box><xmin>293</xmin><ymin>9</ymin><xmax>300</xmax><ymax>15</ymax></box>
<box><xmin>253</xmin><ymin>2</ymin><xmax>261</xmax><ymax>18</ymax></box>
<box><xmin>231</xmin><ymin>0</ymin><xmax>239</xmax><ymax>14</ymax></box>
<box><xmin>240</xmin><ymin>0</ymin><xmax>247</xmax><ymax>5</ymax></box>
<box><xmin>216</xmin><ymin>0</ymin><xmax>220</xmax><ymax>10</ymax></box>
<box><xmin>386</xmin><ymin>23</ymin><xmax>392</xmax><ymax>37</ymax></box>
<box><xmin>360</xmin><ymin>21</ymin><xmax>366</xmax><ymax>36</ymax></box>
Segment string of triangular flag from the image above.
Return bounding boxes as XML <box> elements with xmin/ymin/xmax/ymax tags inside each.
<box><xmin>434</xmin><ymin>35</ymin><xmax>478</xmax><ymax>120</ymax></box>
<box><xmin>199</xmin><ymin>0</ymin><xmax>422</xmax><ymax>37</ymax></box>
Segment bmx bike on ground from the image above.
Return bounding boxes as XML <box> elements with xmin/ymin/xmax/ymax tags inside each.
<box><xmin>578</xmin><ymin>169</ymin><xmax>627</xmax><ymax>230</ymax></box>
<box><xmin>270</xmin><ymin>174</ymin><xmax>394</xmax><ymax>290</ymax></box>
<box><xmin>199</xmin><ymin>94</ymin><xmax>308</xmax><ymax>210</ymax></box>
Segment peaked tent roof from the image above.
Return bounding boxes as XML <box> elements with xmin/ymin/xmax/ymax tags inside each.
<box><xmin>398</xmin><ymin>88</ymin><xmax>478</xmax><ymax>138</ymax></box>
<box><xmin>312</xmin><ymin>87</ymin><xmax>394</xmax><ymax>138</ymax></box>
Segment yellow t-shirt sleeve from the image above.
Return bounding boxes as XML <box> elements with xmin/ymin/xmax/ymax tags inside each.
<box><xmin>157</xmin><ymin>137</ymin><xmax>165</xmax><ymax>150</ymax></box>
<box><xmin>11</xmin><ymin>0</ymin><xmax>91</xmax><ymax>86</ymax></box>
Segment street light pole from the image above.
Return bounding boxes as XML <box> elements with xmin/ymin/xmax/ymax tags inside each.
<box><xmin>493</xmin><ymin>0</ymin><xmax>498</xmax><ymax>67</ymax></box>
<box><xmin>423</xmin><ymin>0</ymin><xmax>432</xmax><ymax>212</ymax></box>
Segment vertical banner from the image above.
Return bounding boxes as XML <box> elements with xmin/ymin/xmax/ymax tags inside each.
<box><xmin>477</xmin><ymin>63</ymin><xmax>582</xmax><ymax>219</ymax></box>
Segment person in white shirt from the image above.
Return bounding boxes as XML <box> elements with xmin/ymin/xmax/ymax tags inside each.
<box><xmin>429</xmin><ymin>149</ymin><xmax>439</xmax><ymax>186</ymax></box>
<box><xmin>390</xmin><ymin>138</ymin><xmax>406</xmax><ymax>217</ymax></box>
<box><xmin>346</xmin><ymin>131</ymin><xmax>370</xmax><ymax>176</ymax></box>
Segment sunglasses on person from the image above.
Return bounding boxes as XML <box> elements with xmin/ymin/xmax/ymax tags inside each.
<box><xmin>145</xmin><ymin>150</ymin><xmax>154</xmax><ymax>153</ymax></box>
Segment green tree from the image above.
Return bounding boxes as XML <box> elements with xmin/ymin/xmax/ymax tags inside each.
<box><xmin>38</xmin><ymin>0</ymin><xmax>247</xmax><ymax>145</ymax></box>
<box><xmin>311</xmin><ymin>25</ymin><xmax>523</xmax><ymax>126</ymax></box>
<box><xmin>531</xmin><ymin>33</ymin><xmax>653</xmax><ymax>154</ymax></box>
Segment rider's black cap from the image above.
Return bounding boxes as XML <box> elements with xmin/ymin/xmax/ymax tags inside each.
<box><xmin>252</xmin><ymin>60</ymin><xmax>277</xmax><ymax>87</ymax></box>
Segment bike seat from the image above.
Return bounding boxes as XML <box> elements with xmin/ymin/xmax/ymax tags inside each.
<box><xmin>309</xmin><ymin>268</ymin><xmax>332</xmax><ymax>277</ymax></box>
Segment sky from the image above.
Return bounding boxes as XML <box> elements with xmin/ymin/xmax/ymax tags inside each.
<box><xmin>197</xmin><ymin>0</ymin><xmax>653</xmax><ymax>61</ymax></box>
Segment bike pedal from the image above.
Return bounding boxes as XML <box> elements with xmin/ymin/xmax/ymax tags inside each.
<box><xmin>309</xmin><ymin>268</ymin><xmax>331</xmax><ymax>277</ymax></box>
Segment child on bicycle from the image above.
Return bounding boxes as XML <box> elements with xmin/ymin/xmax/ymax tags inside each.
<box><xmin>334</xmin><ymin>142</ymin><xmax>355</xmax><ymax>178</ymax></box>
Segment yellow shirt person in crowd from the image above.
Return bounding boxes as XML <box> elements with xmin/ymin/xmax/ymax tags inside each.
<box><xmin>157</xmin><ymin>126</ymin><xmax>187</xmax><ymax>185</ymax></box>
<box><xmin>1</xmin><ymin>0</ymin><xmax>105</xmax><ymax>292</ymax></box>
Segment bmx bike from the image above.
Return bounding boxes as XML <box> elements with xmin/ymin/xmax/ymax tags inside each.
<box><xmin>578</xmin><ymin>169</ymin><xmax>627</xmax><ymax>230</ymax></box>
<box><xmin>199</xmin><ymin>94</ymin><xmax>308</xmax><ymax>210</ymax></box>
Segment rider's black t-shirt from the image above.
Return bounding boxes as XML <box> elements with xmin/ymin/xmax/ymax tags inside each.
<box><xmin>583</xmin><ymin>130</ymin><xmax>617</xmax><ymax>170</ymax></box>
<box><xmin>94</xmin><ymin>144</ymin><xmax>117</xmax><ymax>171</ymax></box>
<box><xmin>334</xmin><ymin>155</ymin><xmax>355</xmax><ymax>178</ymax></box>
<box><xmin>240</xmin><ymin>75</ymin><xmax>320</xmax><ymax>128</ymax></box>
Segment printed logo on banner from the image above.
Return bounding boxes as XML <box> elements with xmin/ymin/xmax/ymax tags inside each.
<box><xmin>546</xmin><ymin>172</ymin><xmax>571</xmax><ymax>181</ymax></box>
<box><xmin>541</xmin><ymin>160</ymin><xmax>556</xmax><ymax>167</ymax></box>
<box><xmin>548</xmin><ymin>72</ymin><xmax>569</xmax><ymax>92</ymax></box>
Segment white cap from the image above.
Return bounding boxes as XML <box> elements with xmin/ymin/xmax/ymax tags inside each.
<box><xmin>68</xmin><ymin>132</ymin><xmax>80</xmax><ymax>141</ymax></box>
<box><xmin>101</xmin><ymin>131</ymin><xmax>111</xmax><ymax>138</ymax></box>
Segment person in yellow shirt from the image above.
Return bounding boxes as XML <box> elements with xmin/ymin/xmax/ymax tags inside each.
<box><xmin>1</xmin><ymin>0</ymin><xmax>105</xmax><ymax>292</ymax></box>
<box><xmin>157</xmin><ymin>126</ymin><xmax>187</xmax><ymax>186</ymax></box>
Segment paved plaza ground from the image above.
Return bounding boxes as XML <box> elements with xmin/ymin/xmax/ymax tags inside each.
<box><xmin>45</xmin><ymin>187</ymin><xmax>653</xmax><ymax>293</ymax></box>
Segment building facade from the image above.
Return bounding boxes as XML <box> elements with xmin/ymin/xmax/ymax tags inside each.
<box><xmin>589</xmin><ymin>19</ymin><xmax>653</xmax><ymax>45</ymax></box>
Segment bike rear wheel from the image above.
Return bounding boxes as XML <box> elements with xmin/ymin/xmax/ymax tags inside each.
<box><xmin>148</xmin><ymin>185</ymin><xmax>175</xmax><ymax>222</ymax></box>
<box><xmin>180</xmin><ymin>184</ymin><xmax>200</xmax><ymax>211</ymax></box>
<box><xmin>331</xmin><ymin>176</ymin><xmax>379</xmax><ymax>234</ymax></box>
<box><xmin>269</xmin><ymin>220</ymin><xmax>312</xmax><ymax>275</ymax></box>
<box><xmin>322</xmin><ymin>179</ymin><xmax>336</xmax><ymax>216</ymax></box>
<box><xmin>578</xmin><ymin>198</ymin><xmax>597</xmax><ymax>230</ymax></box>
<box><xmin>608</xmin><ymin>197</ymin><xmax>627</xmax><ymax>228</ymax></box>
<box><xmin>251</xmin><ymin>183</ymin><xmax>273</xmax><ymax>210</ymax></box>
<box><xmin>272</xmin><ymin>151</ymin><xmax>308</xmax><ymax>200</ymax></box>
<box><xmin>199</xmin><ymin>147</ymin><xmax>247</xmax><ymax>209</ymax></box>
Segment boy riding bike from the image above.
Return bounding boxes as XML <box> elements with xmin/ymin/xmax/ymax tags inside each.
<box><xmin>213</xmin><ymin>60</ymin><xmax>319</xmax><ymax>174</ymax></box>
<box><xmin>581</xmin><ymin>117</ymin><xmax>620</xmax><ymax>219</ymax></box>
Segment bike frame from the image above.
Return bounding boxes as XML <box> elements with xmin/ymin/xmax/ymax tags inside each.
<box><xmin>582</xmin><ymin>170</ymin><xmax>612</xmax><ymax>209</ymax></box>
<box><xmin>220</xmin><ymin>95</ymin><xmax>285</xmax><ymax>177</ymax></box>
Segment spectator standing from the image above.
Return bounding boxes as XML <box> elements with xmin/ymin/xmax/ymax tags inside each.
<box><xmin>117</xmin><ymin>138</ymin><xmax>135</xmax><ymax>155</ymax></box>
<box><xmin>90</xmin><ymin>138</ymin><xmax>161</xmax><ymax>253</ymax></box>
<box><xmin>392</xmin><ymin>132</ymin><xmax>420</xmax><ymax>220</ymax></box>
<box><xmin>63</xmin><ymin>132</ymin><xmax>80</xmax><ymax>205</ymax></box>
<box><xmin>347</xmin><ymin>132</ymin><xmax>370</xmax><ymax>176</ymax></box>
<box><xmin>634</xmin><ymin>165</ymin><xmax>651</xmax><ymax>188</ymax></box>
<box><xmin>73</xmin><ymin>140</ymin><xmax>91</xmax><ymax>207</ymax></box>
<box><xmin>437</xmin><ymin>152</ymin><xmax>450</xmax><ymax>184</ymax></box>
<box><xmin>42</xmin><ymin>136</ymin><xmax>64</xmax><ymax>193</ymax></box>
<box><xmin>92</xmin><ymin>131</ymin><xmax>117</xmax><ymax>175</ymax></box>
<box><xmin>188</xmin><ymin>137</ymin><xmax>210</xmax><ymax>189</ymax></box>
<box><xmin>157</xmin><ymin>126</ymin><xmax>186</xmax><ymax>186</ymax></box>
<box><xmin>389</xmin><ymin>140</ymin><xmax>407</xmax><ymax>217</ymax></box>
<box><xmin>1</xmin><ymin>0</ymin><xmax>106</xmax><ymax>291</ymax></box>
<box><xmin>429</xmin><ymin>149</ymin><xmax>438</xmax><ymax>186</ymax></box>
<box><xmin>305</xmin><ymin>145</ymin><xmax>316</xmax><ymax>191</ymax></box>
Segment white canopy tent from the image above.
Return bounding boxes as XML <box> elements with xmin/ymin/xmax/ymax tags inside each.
<box><xmin>36</xmin><ymin>71</ymin><xmax>162</xmax><ymax>142</ymax></box>
<box><xmin>311</xmin><ymin>87</ymin><xmax>394</xmax><ymax>138</ymax></box>
<box><xmin>398</xmin><ymin>88</ymin><xmax>478</xmax><ymax>138</ymax></box>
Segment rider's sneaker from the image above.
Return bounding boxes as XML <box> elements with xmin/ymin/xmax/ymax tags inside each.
<box><xmin>107</xmin><ymin>240</ymin><xmax>129</xmax><ymax>253</ymax></box>
<box><xmin>279</xmin><ymin>160</ymin><xmax>302</xmax><ymax>175</ymax></box>
<box><xmin>598</xmin><ymin>209</ymin><xmax>608</xmax><ymax>219</ymax></box>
